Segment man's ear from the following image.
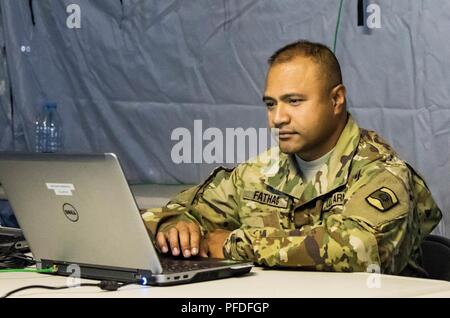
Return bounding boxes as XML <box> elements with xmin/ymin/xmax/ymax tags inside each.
<box><xmin>331</xmin><ymin>84</ymin><xmax>346</xmax><ymax>115</ymax></box>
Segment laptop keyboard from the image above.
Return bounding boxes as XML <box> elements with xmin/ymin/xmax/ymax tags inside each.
<box><xmin>160</xmin><ymin>257</ymin><xmax>229</xmax><ymax>273</ymax></box>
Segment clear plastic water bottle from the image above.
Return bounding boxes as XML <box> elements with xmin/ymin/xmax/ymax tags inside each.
<box><xmin>35</xmin><ymin>102</ymin><xmax>64</xmax><ymax>153</ymax></box>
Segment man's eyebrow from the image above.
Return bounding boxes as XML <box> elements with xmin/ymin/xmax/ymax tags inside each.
<box><xmin>280</xmin><ymin>93</ymin><xmax>307</xmax><ymax>101</ymax></box>
<box><xmin>262</xmin><ymin>96</ymin><xmax>276</xmax><ymax>102</ymax></box>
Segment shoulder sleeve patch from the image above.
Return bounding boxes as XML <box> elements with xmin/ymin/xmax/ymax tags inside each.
<box><xmin>342</xmin><ymin>168</ymin><xmax>411</xmax><ymax>227</ymax></box>
<box><xmin>365</xmin><ymin>187</ymin><xmax>398</xmax><ymax>212</ymax></box>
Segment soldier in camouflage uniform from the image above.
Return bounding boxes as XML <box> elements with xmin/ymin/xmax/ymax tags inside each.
<box><xmin>142</xmin><ymin>41</ymin><xmax>441</xmax><ymax>276</ymax></box>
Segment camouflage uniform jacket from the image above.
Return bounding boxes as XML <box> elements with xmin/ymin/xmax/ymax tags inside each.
<box><xmin>142</xmin><ymin>115</ymin><xmax>442</xmax><ymax>275</ymax></box>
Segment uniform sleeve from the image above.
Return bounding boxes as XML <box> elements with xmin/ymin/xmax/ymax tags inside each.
<box><xmin>141</xmin><ymin>166</ymin><xmax>242</xmax><ymax>236</ymax></box>
<box><xmin>224</xmin><ymin>167</ymin><xmax>414</xmax><ymax>273</ymax></box>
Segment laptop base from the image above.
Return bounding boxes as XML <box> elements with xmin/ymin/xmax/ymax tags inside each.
<box><xmin>39</xmin><ymin>259</ymin><xmax>253</xmax><ymax>286</ymax></box>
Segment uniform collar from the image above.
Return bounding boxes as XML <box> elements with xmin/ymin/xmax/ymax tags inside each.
<box><xmin>263</xmin><ymin>114</ymin><xmax>360</xmax><ymax>201</ymax></box>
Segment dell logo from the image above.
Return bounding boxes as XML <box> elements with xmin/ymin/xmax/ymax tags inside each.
<box><xmin>63</xmin><ymin>203</ymin><xmax>79</xmax><ymax>222</ymax></box>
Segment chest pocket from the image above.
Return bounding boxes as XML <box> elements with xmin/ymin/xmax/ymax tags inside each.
<box><xmin>240</xmin><ymin>190</ymin><xmax>292</xmax><ymax>229</ymax></box>
<box><xmin>293</xmin><ymin>198</ymin><xmax>324</xmax><ymax>228</ymax></box>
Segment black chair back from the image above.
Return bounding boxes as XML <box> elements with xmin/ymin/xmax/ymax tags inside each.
<box><xmin>422</xmin><ymin>234</ymin><xmax>450</xmax><ymax>281</ymax></box>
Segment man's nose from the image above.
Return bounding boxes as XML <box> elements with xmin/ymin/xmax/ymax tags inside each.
<box><xmin>271</xmin><ymin>103</ymin><xmax>290</xmax><ymax>128</ymax></box>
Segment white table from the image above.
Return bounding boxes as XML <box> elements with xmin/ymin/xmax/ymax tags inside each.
<box><xmin>1</xmin><ymin>267</ymin><xmax>450</xmax><ymax>298</ymax></box>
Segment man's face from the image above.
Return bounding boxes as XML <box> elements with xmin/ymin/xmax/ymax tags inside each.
<box><xmin>263</xmin><ymin>57</ymin><xmax>340</xmax><ymax>160</ymax></box>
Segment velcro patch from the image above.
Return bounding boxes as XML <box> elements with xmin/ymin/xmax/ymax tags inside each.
<box><xmin>323</xmin><ymin>191</ymin><xmax>345</xmax><ymax>211</ymax></box>
<box><xmin>365</xmin><ymin>187</ymin><xmax>398</xmax><ymax>212</ymax></box>
<box><xmin>243</xmin><ymin>190</ymin><xmax>289</xmax><ymax>209</ymax></box>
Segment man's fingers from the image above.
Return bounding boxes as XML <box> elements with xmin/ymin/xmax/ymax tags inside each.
<box><xmin>157</xmin><ymin>221</ymin><xmax>201</xmax><ymax>258</ymax></box>
<box><xmin>168</xmin><ymin>227</ymin><xmax>181</xmax><ymax>256</ymax></box>
<box><xmin>177</xmin><ymin>223</ymin><xmax>191</xmax><ymax>257</ymax></box>
<box><xmin>188</xmin><ymin>223</ymin><xmax>201</xmax><ymax>256</ymax></box>
<box><xmin>156</xmin><ymin>232</ymin><xmax>169</xmax><ymax>253</ymax></box>
<box><xmin>199</xmin><ymin>238</ymin><xmax>209</xmax><ymax>258</ymax></box>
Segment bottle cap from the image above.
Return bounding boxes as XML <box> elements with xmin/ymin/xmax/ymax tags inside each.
<box><xmin>45</xmin><ymin>102</ymin><xmax>57</xmax><ymax>109</ymax></box>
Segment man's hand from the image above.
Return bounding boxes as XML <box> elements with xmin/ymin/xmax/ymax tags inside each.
<box><xmin>156</xmin><ymin>221</ymin><xmax>207</xmax><ymax>258</ymax></box>
<box><xmin>204</xmin><ymin>229</ymin><xmax>231</xmax><ymax>259</ymax></box>
<box><xmin>156</xmin><ymin>222</ymin><xmax>231</xmax><ymax>259</ymax></box>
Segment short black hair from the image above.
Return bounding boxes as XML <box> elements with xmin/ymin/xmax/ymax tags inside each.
<box><xmin>268</xmin><ymin>40</ymin><xmax>342</xmax><ymax>90</ymax></box>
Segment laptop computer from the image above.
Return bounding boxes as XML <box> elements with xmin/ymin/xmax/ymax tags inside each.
<box><xmin>0</xmin><ymin>153</ymin><xmax>253</xmax><ymax>286</ymax></box>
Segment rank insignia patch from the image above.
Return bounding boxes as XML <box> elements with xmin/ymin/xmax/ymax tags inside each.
<box><xmin>366</xmin><ymin>187</ymin><xmax>399</xmax><ymax>212</ymax></box>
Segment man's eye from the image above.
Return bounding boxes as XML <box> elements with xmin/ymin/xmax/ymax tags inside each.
<box><xmin>265</xmin><ymin>102</ymin><xmax>276</xmax><ymax>109</ymax></box>
<box><xmin>288</xmin><ymin>98</ymin><xmax>303</xmax><ymax>105</ymax></box>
